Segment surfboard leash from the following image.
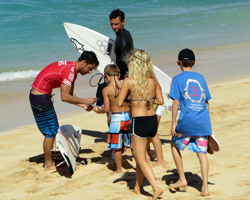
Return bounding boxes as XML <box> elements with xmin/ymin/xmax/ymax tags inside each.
<box><xmin>54</xmin><ymin>131</ymin><xmax>77</xmax><ymax>175</ymax></box>
<box><xmin>89</xmin><ymin>73</ymin><xmax>104</xmax><ymax>87</ymax></box>
<box><xmin>58</xmin><ymin>131</ymin><xmax>87</xmax><ymax>164</ymax></box>
<box><xmin>52</xmin><ymin>139</ymin><xmax>65</xmax><ymax>173</ymax></box>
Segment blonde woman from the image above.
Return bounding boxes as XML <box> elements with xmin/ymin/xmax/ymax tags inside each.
<box><xmin>118</xmin><ymin>49</ymin><xmax>164</xmax><ymax>200</ymax></box>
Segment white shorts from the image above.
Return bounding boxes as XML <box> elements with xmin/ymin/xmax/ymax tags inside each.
<box><xmin>155</xmin><ymin>105</ymin><xmax>165</xmax><ymax>117</ymax></box>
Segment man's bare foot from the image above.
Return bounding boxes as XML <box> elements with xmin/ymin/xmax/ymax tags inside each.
<box><xmin>152</xmin><ymin>186</ymin><xmax>163</xmax><ymax>200</ymax></box>
<box><xmin>44</xmin><ymin>163</ymin><xmax>56</xmax><ymax>171</ymax></box>
<box><xmin>169</xmin><ymin>180</ymin><xmax>187</xmax><ymax>191</ymax></box>
<box><xmin>152</xmin><ymin>161</ymin><xmax>166</xmax><ymax>167</ymax></box>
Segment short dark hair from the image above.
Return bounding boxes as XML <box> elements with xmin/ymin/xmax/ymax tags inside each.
<box><xmin>109</xmin><ymin>9</ymin><xmax>125</xmax><ymax>21</ymax></box>
<box><xmin>182</xmin><ymin>60</ymin><xmax>195</xmax><ymax>67</ymax></box>
<box><xmin>78</xmin><ymin>51</ymin><xmax>99</xmax><ymax>68</ymax></box>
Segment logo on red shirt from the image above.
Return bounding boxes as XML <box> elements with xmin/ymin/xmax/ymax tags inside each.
<box><xmin>63</xmin><ymin>79</ymin><xmax>71</xmax><ymax>87</ymax></box>
<box><xmin>58</xmin><ymin>61</ymin><xmax>67</xmax><ymax>66</ymax></box>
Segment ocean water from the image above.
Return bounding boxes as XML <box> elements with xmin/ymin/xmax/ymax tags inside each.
<box><xmin>1</xmin><ymin>0</ymin><xmax>250</xmax><ymax>131</ymax></box>
<box><xmin>1</xmin><ymin>0</ymin><xmax>250</xmax><ymax>84</ymax></box>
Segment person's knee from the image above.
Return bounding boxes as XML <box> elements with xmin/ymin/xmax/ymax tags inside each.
<box><xmin>197</xmin><ymin>153</ymin><xmax>208</xmax><ymax>163</ymax></box>
<box><xmin>170</xmin><ymin>141</ymin><xmax>176</xmax><ymax>148</ymax></box>
<box><xmin>114</xmin><ymin>149</ymin><xmax>122</xmax><ymax>153</ymax></box>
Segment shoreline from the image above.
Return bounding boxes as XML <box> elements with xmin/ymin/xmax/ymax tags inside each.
<box><xmin>0</xmin><ymin>74</ymin><xmax>250</xmax><ymax>199</ymax></box>
<box><xmin>1</xmin><ymin>44</ymin><xmax>250</xmax><ymax>132</ymax></box>
<box><xmin>2</xmin><ymin>73</ymin><xmax>249</xmax><ymax>133</ymax></box>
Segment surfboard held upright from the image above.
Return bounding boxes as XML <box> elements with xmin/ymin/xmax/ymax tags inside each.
<box><xmin>63</xmin><ymin>22</ymin><xmax>173</xmax><ymax>111</ymax></box>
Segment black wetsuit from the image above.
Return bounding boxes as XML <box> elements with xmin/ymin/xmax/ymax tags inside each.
<box><xmin>115</xmin><ymin>28</ymin><xmax>134</xmax><ymax>79</ymax></box>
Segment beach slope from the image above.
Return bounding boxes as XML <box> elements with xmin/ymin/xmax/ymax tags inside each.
<box><xmin>0</xmin><ymin>75</ymin><xmax>250</xmax><ymax>199</ymax></box>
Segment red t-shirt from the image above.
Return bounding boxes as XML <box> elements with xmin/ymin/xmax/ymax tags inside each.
<box><xmin>32</xmin><ymin>61</ymin><xmax>77</xmax><ymax>95</ymax></box>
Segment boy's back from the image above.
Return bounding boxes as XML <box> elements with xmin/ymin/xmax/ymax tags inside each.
<box><xmin>169</xmin><ymin>48</ymin><xmax>212</xmax><ymax>197</ymax></box>
<box><xmin>93</xmin><ymin>64</ymin><xmax>130</xmax><ymax>114</ymax></box>
<box><xmin>170</xmin><ymin>71</ymin><xmax>211</xmax><ymax>136</ymax></box>
<box><xmin>103</xmin><ymin>80</ymin><xmax>130</xmax><ymax>113</ymax></box>
<box><xmin>94</xmin><ymin>64</ymin><xmax>131</xmax><ymax>174</ymax></box>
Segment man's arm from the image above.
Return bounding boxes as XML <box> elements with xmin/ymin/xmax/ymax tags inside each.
<box><xmin>119</xmin><ymin>31</ymin><xmax>133</xmax><ymax>58</ymax></box>
<box><xmin>154</xmin><ymin>78</ymin><xmax>164</xmax><ymax>105</ymax></box>
<box><xmin>60</xmin><ymin>83</ymin><xmax>97</xmax><ymax>105</ymax></box>
<box><xmin>171</xmin><ymin>99</ymin><xmax>179</xmax><ymax>136</ymax></box>
<box><xmin>93</xmin><ymin>87</ymin><xmax>110</xmax><ymax>114</ymax></box>
<box><xmin>116</xmin><ymin>32</ymin><xmax>133</xmax><ymax>79</ymax></box>
<box><xmin>206</xmin><ymin>101</ymin><xmax>210</xmax><ymax>113</ymax></box>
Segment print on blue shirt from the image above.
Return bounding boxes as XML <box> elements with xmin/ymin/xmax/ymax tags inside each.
<box><xmin>169</xmin><ymin>71</ymin><xmax>212</xmax><ymax>137</ymax></box>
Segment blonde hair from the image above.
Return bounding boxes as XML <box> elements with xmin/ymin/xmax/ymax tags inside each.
<box><xmin>104</xmin><ymin>64</ymin><xmax>120</xmax><ymax>76</ymax></box>
<box><xmin>128</xmin><ymin>49</ymin><xmax>155</xmax><ymax>100</ymax></box>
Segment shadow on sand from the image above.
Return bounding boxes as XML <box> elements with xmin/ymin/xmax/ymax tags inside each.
<box><xmin>163</xmin><ymin>169</ymin><xmax>215</xmax><ymax>193</ymax></box>
<box><xmin>29</xmin><ymin>129</ymin><xmax>134</xmax><ymax>177</ymax></box>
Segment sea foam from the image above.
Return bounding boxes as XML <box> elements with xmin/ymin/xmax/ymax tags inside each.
<box><xmin>0</xmin><ymin>70</ymin><xmax>40</xmax><ymax>81</ymax></box>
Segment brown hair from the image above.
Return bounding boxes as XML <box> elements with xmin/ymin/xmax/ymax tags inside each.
<box><xmin>104</xmin><ymin>64</ymin><xmax>120</xmax><ymax>76</ymax></box>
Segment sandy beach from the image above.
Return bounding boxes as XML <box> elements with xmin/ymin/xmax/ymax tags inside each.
<box><xmin>1</xmin><ymin>46</ymin><xmax>250</xmax><ymax>199</ymax></box>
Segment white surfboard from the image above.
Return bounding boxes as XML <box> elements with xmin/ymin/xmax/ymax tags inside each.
<box><xmin>63</xmin><ymin>22</ymin><xmax>173</xmax><ymax>111</ymax></box>
<box><xmin>56</xmin><ymin>125</ymin><xmax>82</xmax><ymax>174</ymax></box>
<box><xmin>207</xmin><ymin>132</ymin><xmax>220</xmax><ymax>154</ymax></box>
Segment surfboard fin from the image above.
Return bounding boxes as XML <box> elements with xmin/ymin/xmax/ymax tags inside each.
<box><xmin>50</xmin><ymin>147</ymin><xmax>59</xmax><ymax>152</ymax></box>
<box><xmin>73</xmin><ymin>130</ymin><xmax>80</xmax><ymax>138</ymax></box>
<box><xmin>56</xmin><ymin>160</ymin><xmax>66</xmax><ymax>167</ymax></box>
<box><xmin>76</xmin><ymin>157</ymin><xmax>88</xmax><ymax>165</ymax></box>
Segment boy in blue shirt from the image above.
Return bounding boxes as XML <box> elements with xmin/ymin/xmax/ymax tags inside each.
<box><xmin>169</xmin><ymin>49</ymin><xmax>212</xmax><ymax>196</ymax></box>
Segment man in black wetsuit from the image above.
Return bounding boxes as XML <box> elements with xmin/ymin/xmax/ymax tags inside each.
<box><xmin>109</xmin><ymin>9</ymin><xmax>134</xmax><ymax>79</ymax></box>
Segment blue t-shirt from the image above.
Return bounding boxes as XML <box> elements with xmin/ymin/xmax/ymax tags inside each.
<box><xmin>169</xmin><ymin>71</ymin><xmax>212</xmax><ymax>136</ymax></box>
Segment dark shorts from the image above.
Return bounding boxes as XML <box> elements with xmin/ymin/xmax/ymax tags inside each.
<box><xmin>29</xmin><ymin>91</ymin><xmax>59</xmax><ymax>138</ymax></box>
<box><xmin>131</xmin><ymin>115</ymin><xmax>158</xmax><ymax>139</ymax></box>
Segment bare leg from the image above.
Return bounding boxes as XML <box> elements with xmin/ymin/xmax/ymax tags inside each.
<box><xmin>197</xmin><ymin>153</ymin><xmax>209</xmax><ymax>196</ymax></box>
<box><xmin>146</xmin><ymin>139</ymin><xmax>153</xmax><ymax>162</ymax></box>
<box><xmin>147</xmin><ymin>115</ymin><xmax>166</xmax><ymax>166</ymax></box>
<box><xmin>112</xmin><ymin>149</ymin><xmax>123</xmax><ymax>174</ymax></box>
<box><xmin>132</xmin><ymin>135</ymin><xmax>163</xmax><ymax>199</ymax></box>
<box><xmin>170</xmin><ymin>142</ymin><xmax>187</xmax><ymax>189</ymax></box>
<box><xmin>133</xmin><ymin>163</ymin><xmax>144</xmax><ymax>195</ymax></box>
<box><xmin>152</xmin><ymin>134</ymin><xmax>166</xmax><ymax>167</ymax></box>
<box><xmin>43</xmin><ymin>137</ymin><xmax>56</xmax><ymax>170</ymax></box>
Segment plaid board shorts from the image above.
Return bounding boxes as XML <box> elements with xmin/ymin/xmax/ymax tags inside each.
<box><xmin>107</xmin><ymin>111</ymin><xmax>131</xmax><ymax>150</ymax></box>
<box><xmin>172</xmin><ymin>134</ymin><xmax>208</xmax><ymax>154</ymax></box>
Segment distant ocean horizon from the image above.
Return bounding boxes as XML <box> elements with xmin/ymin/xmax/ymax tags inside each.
<box><xmin>1</xmin><ymin>0</ymin><xmax>250</xmax><ymax>83</ymax></box>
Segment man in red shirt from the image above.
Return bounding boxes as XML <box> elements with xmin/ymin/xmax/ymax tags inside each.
<box><xmin>29</xmin><ymin>51</ymin><xmax>99</xmax><ymax>170</ymax></box>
